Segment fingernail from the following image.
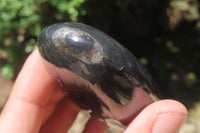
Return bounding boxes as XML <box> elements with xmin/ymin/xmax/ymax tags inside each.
<box><xmin>152</xmin><ymin>112</ymin><xmax>187</xmax><ymax>133</ymax></box>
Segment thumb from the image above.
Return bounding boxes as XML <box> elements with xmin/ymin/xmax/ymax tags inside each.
<box><xmin>124</xmin><ymin>100</ymin><xmax>187</xmax><ymax>133</ymax></box>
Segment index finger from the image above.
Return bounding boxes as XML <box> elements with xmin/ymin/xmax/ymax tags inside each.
<box><xmin>0</xmin><ymin>49</ymin><xmax>65</xmax><ymax>132</ymax></box>
<box><xmin>10</xmin><ymin>48</ymin><xmax>59</xmax><ymax>106</ymax></box>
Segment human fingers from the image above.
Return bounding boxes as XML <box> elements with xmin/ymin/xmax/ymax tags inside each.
<box><xmin>40</xmin><ymin>97</ymin><xmax>80</xmax><ymax>133</ymax></box>
<box><xmin>40</xmin><ymin>92</ymin><xmax>109</xmax><ymax>133</ymax></box>
<box><xmin>83</xmin><ymin>116</ymin><xmax>109</xmax><ymax>133</ymax></box>
<box><xmin>124</xmin><ymin>100</ymin><xmax>188</xmax><ymax>133</ymax></box>
<box><xmin>0</xmin><ymin>49</ymin><xmax>66</xmax><ymax>132</ymax></box>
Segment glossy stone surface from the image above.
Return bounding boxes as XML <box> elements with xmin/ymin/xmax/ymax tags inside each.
<box><xmin>38</xmin><ymin>22</ymin><xmax>158</xmax><ymax>125</ymax></box>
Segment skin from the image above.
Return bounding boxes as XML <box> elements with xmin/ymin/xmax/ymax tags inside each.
<box><xmin>0</xmin><ymin>49</ymin><xmax>188</xmax><ymax>133</ymax></box>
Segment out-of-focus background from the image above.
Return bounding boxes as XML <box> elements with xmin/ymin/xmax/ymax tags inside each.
<box><xmin>0</xmin><ymin>0</ymin><xmax>200</xmax><ymax>132</ymax></box>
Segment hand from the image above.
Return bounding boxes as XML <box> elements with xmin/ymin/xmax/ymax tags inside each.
<box><xmin>0</xmin><ymin>49</ymin><xmax>187</xmax><ymax>133</ymax></box>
